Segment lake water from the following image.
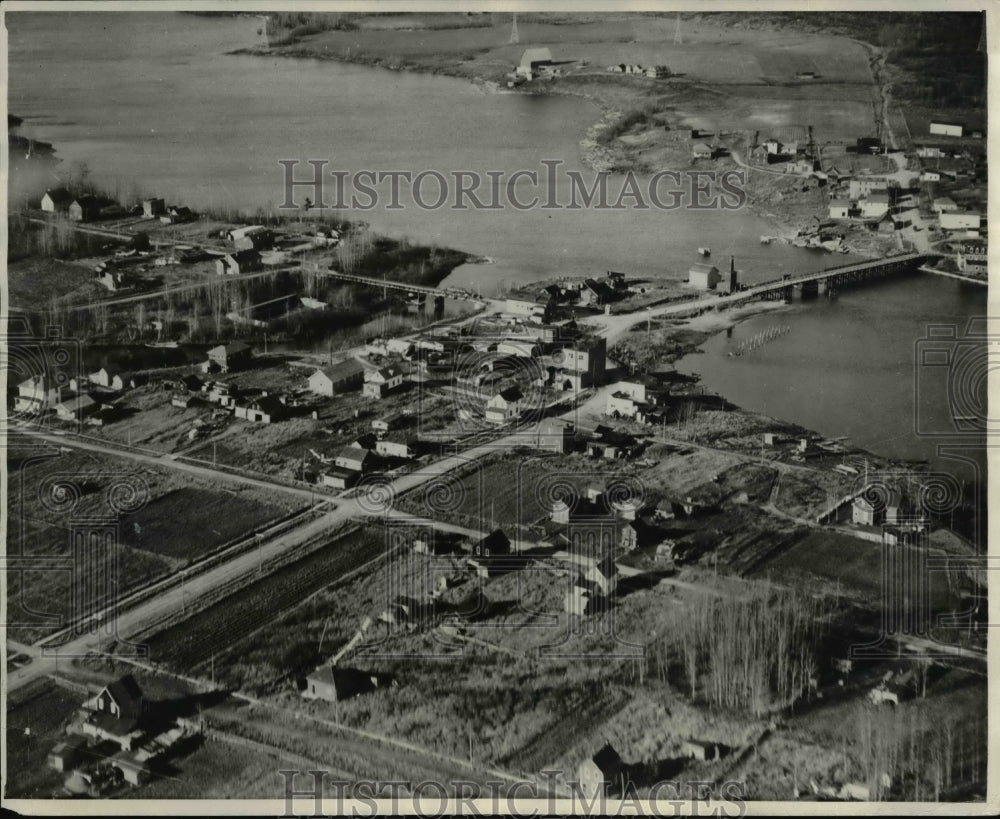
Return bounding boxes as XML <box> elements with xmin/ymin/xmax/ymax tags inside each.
<box><xmin>675</xmin><ymin>274</ymin><xmax>988</xmax><ymax>482</ymax></box>
<box><xmin>6</xmin><ymin>11</ymin><xmax>988</xmax><ymax>476</ymax></box>
<box><xmin>8</xmin><ymin>11</ymin><xmax>856</xmax><ymax>290</ymax></box>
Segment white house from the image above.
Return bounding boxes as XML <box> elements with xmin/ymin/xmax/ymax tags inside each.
<box><xmin>54</xmin><ymin>394</ymin><xmax>99</xmax><ymax>423</ymax></box>
<box><xmin>15</xmin><ymin>375</ymin><xmax>60</xmax><ymax>413</ymax></box>
<box><xmin>688</xmin><ymin>263</ymin><xmax>721</xmax><ymax>290</ymax></box>
<box><xmin>932</xmin><ymin>197</ymin><xmax>958</xmax><ymax>213</ymax></box>
<box><xmin>484</xmin><ymin>386</ymin><xmax>523</xmax><ymax>424</ymax></box>
<box><xmin>606</xmin><ymin>391</ymin><xmax>642</xmax><ymax>419</ymax></box>
<box><xmin>848</xmin><ymin>178</ymin><xmax>888</xmax><ymax>200</ymax></box>
<box><xmin>41</xmin><ymin>188</ymin><xmax>73</xmax><ymax>213</ymax></box>
<box><xmin>375</xmin><ymin>433</ymin><xmax>414</xmax><ymax>460</ymax></box>
<box><xmin>939</xmin><ymin>212</ymin><xmax>981</xmax><ymax>233</ymax></box>
<box><xmin>828</xmin><ymin>199</ymin><xmax>851</xmax><ymax>219</ymax></box>
<box><xmin>613</xmin><ymin>381</ymin><xmax>646</xmax><ymax>402</ymax></box>
<box><xmin>334</xmin><ymin>446</ymin><xmax>375</xmax><ymax>473</ymax></box>
<box><xmin>859</xmin><ymin>193</ymin><xmax>890</xmax><ymax>219</ymax></box>
<box><xmin>308</xmin><ymin>359</ymin><xmax>365</xmax><ymax>397</ymax></box>
<box><xmin>852</xmin><ymin>496</ymin><xmax>878</xmax><ymax>526</ymax></box>
<box><xmin>363</xmin><ymin>366</ymin><xmax>404</xmax><ymax>399</ymax></box>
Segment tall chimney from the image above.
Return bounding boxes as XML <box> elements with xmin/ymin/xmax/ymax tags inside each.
<box><xmin>730</xmin><ymin>256</ymin><xmax>738</xmax><ymax>293</ymax></box>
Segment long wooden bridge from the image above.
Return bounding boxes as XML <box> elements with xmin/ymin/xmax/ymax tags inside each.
<box><xmin>301</xmin><ymin>263</ymin><xmax>481</xmax><ymax>303</ymax></box>
<box><xmin>739</xmin><ymin>252</ymin><xmax>929</xmax><ymax>302</ymax></box>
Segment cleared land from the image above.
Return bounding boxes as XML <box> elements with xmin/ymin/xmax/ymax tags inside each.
<box><xmin>6</xmin><ymin>444</ymin><xmax>304</xmax><ymax>643</ymax></box>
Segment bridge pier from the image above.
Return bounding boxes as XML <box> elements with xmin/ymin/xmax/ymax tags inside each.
<box><xmin>800</xmin><ymin>280</ymin><xmax>819</xmax><ymax>300</ymax></box>
<box><xmin>432</xmin><ymin>295</ymin><xmax>445</xmax><ymax>317</ymax></box>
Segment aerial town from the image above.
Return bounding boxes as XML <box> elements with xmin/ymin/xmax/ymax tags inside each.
<box><xmin>3</xmin><ymin>7</ymin><xmax>991</xmax><ymax>813</ymax></box>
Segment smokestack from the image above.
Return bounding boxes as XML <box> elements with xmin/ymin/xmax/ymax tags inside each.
<box><xmin>730</xmin><ymin>256</ymin><xmax>738</xmax><ymax>293</ymax></box>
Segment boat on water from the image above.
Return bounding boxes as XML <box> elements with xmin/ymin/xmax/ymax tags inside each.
<box><xmin>760</xmin><ymin>236</ymin><xmax>775</xmax><ymax>244</ymax></box>
<box><xmin>146</xmin><ymin>341</ymin><xmax>179</xmax><ymax>348</ymax></box>
<box><xmin>697</xmin><ymin>247</ymin><xmax>711</xmax><ymax>256</ymax></box>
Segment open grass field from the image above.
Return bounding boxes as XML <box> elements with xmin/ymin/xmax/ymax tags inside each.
<box><xmin>94</xmin><ymin>386</ymin><xmax>209</xmax><ymax>453</ymax></box>
<box><xmin>752</xmin><ymin>527</ymin><xmax>974</xmax><ymax>616</ymax></box>
<box><xmin>6</xmin><ymin>257</ymin><xmax>99</xmax><ymax>307</ymax></box>
<box><xmin>135</xmin><ymin>738</ymin><xmax>291</xmax><ymax>800</ymax></box>
<box><xmin>4</xmin><ymin>678</ymin><xmax>85</xmax><ymax>798</ymax></box>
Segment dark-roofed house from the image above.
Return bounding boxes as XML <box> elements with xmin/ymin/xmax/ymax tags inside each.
<box><xmin>80</xmin><ymin>674</ymin><xmax>146</xmax><ymax>751</ymax></box>
<box><xmin>321</xmin><ymin>467</ymin><xmax>359</xmax><ymax>490</ymax></box>
<box><xmin>334</xmin><ymin>445</ymin><xmax>375</xmax><ymax>474</ymax></box>
<box><xmin>204</xmin><ymin>341</ymin><xmax>252</xmax><ymax>373</ymax></box>
<box><xmin>69</xmin><ymin>195</ymin><xmax>102</xmax><ymax>222</ymax></box>
<box><xmin>234</xmin><ymin>394</ymin><xmax>286</xmax><ymax>424</ymax></box>
<box><xmin>468</xmin><ymin>529</ymin><xmax>513</xmax><ymax>578</ymax></box>
<box><xmin>485</xmin><ymin>385</ymin><xmax>524</xmax><ymax>425</ymax></box>
<box><xmin>308</xmin><ymin>359</ymin><xmax>365</xmax><ymax>397</ymax></box>
<box><xmin>303</xmin><ymin>666</ymin><xmax>386</xmax><ymax>702</ymax></box>
<box><xmin>578</xmin><ymin>743</ymin><xmax>625</xmax><ymax>798</ymax></box>
<box><xmin>472</xmin><ymin>529</ymin><xmax>511</xmax><ymax>558</ymax></box>
<box><xmin>375</xmin><ymin>431</ymin><xmax>415</xmax><ymax>460</ymax></box>
<box><xmin>142</xmin><ymin>198</ymin><xmax>166</xmax><ymax>218</ymax></box>
<box><xmin>216</xmin><ymin>249</ymin><xmax>263</xmax><ymax>276</ymax></box>
<box><xmin>41</xmin><ymin>188</ymin><xmax>74</xmax><ymax>213</ymax></box>
<box><xmin>579</xmin><ymin>278</ymin><xmax>615</xmax><ymax>307</ymax></box>
<box><xmin>93</xmin><ymin>675</ymin><xmax>143</xmax><ymax>721</ymax></box>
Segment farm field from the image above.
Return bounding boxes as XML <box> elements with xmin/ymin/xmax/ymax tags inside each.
<box><xmin>142</xmin><ymin>524</ymin><xmax>387</xmax><ymax>686</ymax></box>
<box><xmin>394</xmin><ymin>451</ymin><xmax>638</xmax><ymax>533</ymax></box>
<box><xmin>6</xmin><ymin>444</ymin><xmax>304</xmax><ymax>643</ymax></box>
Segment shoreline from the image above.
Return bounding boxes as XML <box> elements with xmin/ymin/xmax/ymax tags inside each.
<box><xmin>227</xmin><ymin>43</ymin><xmax>865</xmax><ymax>251</ymax></box>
